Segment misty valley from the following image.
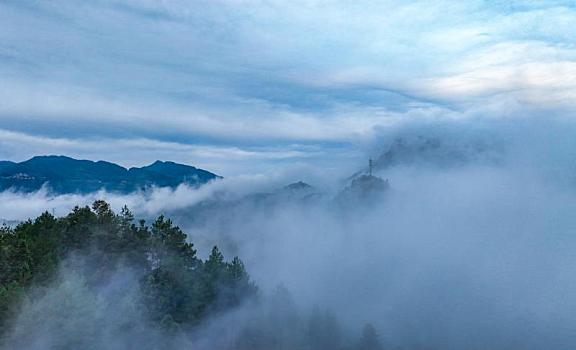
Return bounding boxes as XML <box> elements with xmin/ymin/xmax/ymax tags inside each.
<box><xmin>1</xmin><ymin>1</ymin><xmax>575</xmax><ymax>348</ymax></box>
<box><xmin>0</xmin><ymin>155</ymin><xmax>391</xmax><ymax>349</ymax></box>
<box><xmin>0</xmin><ymin>199</ymin><xmax>385</xmax><ymax>350</ymax></box>
<box><xmin>1</xmin><ymin>127</ymin><xmax>576</xmax><ymax>349</ymax></box>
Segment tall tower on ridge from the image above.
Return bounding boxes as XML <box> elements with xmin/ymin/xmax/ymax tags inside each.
<box><xmin>369</xmin><ymin>158</ymin><xmax>373</xmax><ymax>176</ymax></box>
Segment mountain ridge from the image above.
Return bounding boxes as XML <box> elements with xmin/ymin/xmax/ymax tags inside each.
<box><xmin>0</xmin><ymin>155</ymin><xmax>220</xmax><ymax>194</ymax></box>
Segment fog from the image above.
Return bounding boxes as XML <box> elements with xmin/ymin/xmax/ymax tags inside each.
<box><xmin>3</xmin><ymin>118</ymin><xmax>576</xmax><ymax>349</ymax></box>
<box><xmin>0</xmin><ymin>174</ymin><xmax>295</xmax><ymax>223</ymax></box>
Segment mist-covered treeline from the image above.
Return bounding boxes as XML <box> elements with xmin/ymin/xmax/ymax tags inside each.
<box><xmin>0</xmin><ymin>201</ymin><xmax>257</xmax><ymax>348</ymax></box>
<box><xmin>0</xmin><ymin>201</ymin><xmax>384</xmax><ymax>350</ymax></box>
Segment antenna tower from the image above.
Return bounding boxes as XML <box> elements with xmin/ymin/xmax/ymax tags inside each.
<box><xmin>369</xmin><ymin>158</ymin><xmax>373</xmax><ymax>176</ymax></box>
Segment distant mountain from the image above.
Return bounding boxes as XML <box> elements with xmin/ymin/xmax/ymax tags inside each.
<box><xmin>283</xmin><ymin>181</ymin><xmax>313</xmax><ymax>192</ymax></box>
<box><xmin>0</xmin><ymin>161</ymin><xmax>16</xmax><ymax>172</ymax></box>
<box><xmin>0</xmin><ymin>156</ymin><xmax>221</xmax><ymax>194</ymax></box>
<box><xmin>336</xmin><ymin>174</ymin><xmax>389</xmax><ymax>204</ymax></box>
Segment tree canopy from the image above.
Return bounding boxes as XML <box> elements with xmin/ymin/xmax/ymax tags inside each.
<box><xmin>0</xmin><ymin>201</ymin><xmax>256</xmax><ymax>336</ymax></box>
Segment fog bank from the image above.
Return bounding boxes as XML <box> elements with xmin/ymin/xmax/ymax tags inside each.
<box><xmin>3</xmin><ymin>118</ymin><xmax>576</xmax><ymax>349</ymax></box>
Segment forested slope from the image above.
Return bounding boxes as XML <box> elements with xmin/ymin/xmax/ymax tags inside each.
<box><xmin>0</xmin><ymin>201</ymin><xmax>255</xmax><ymax>339</ymax></box>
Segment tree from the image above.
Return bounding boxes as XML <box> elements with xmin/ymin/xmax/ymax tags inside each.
<box><xmin>0</xmin><ymin>225</ymin><xmax>32</xmax><ymax>285</ymax></box>
<box><xmin>356</xmin><ymin>323</ymin><xmax>383</xmax><ymax>350</ymax></box>
<box><xmin>206</xmin><ymin>246</ymin><xmax>224</xmax><ymax>272</ymax></box>
<box><xmin>118</xmin><ymin>206</ymin><xmax>149</xmax><ymax>267</ymax></box>
<box><xmin>151</xmin><ymin>215</ymin><xmax>197</xmax><ymax>268</ymax></box>
<box><xmin>16</xmin><ymin>212</ymin><xmax>60</xmax><ymax>285</ymax></box>
<box><xmin>61</xmin><ymin>206</ymin><xmax>97</xmax><ymax>252</ymax></box>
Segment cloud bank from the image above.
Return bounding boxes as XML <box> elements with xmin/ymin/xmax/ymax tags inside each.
<box><xmin>3</xmin><ymin>117</ymin><xmax>576</xmax><ymax>348</ymax></box>
<box><xmin>1</xmin><ymin>1</ymin><xmax>575</xmax><ymax>174</ymax></box>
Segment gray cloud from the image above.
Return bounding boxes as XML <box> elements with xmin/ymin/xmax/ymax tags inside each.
<box><xmin>1</xmin><ymin>1</ymin><xmax>575</xmax><ymax>173</ymax></box>
<box><xmin>3</xmin><ymin>117</ymin><xmax>576</xmax><ymax>349</ymax></box>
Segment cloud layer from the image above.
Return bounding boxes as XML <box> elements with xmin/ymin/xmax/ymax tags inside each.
<box><xmin>1</xmin><ymin>0</ymin><xmax>575</xmax><ymax>173</ymax></box>
<box><xmin>5</xmin><ymin>117</ymin><xmax>576</xmax><ymax>349</ymax></box>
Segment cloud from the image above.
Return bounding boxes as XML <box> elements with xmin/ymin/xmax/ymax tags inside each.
<box><xmin>3</xmin><ymin>117</ymin><xmax>576</xmax><ymax>348</ymax></box>
<box><xmin>0</xmin><ymin>0</ymin><xmax>575</xmax><ymax>172</ymax></box>
<box><xmin>175</xmin><ymin>117</ymin><xmax>576</xmax><ymax>349</ymax></box>
<box><xmin>0</xmin><ymin>128</ymin><xmax>357</xmax><ymax>176</ymax></box>
<box><xmin>0</xmin><ymin>169</ymin><xmax>328</xmax><ymax>222</ymax></box>
<box><xmin>414</xmin><ymin>42</ymin><xmax>576</xmax><ymax>107</ymax></box>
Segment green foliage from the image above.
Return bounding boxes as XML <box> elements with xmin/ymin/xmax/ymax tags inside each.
<box><xmin>0</xmin><ymin>201</ymin><xmax>257</xmax><ymax>337</ymax></box>
<box><xmin>0</xmin><ymin>282</ymin><xmax>24</xmax><ymax>331</ymax></box>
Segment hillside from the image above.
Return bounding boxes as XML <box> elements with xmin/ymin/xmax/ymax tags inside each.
<box><xmin>0</xmin><ymin>156</ymin><xmax>220</xmax><ymax>194</ymax></box>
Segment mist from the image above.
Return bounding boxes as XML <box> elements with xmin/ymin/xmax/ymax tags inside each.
<box><xmin>3</xmin><ymin>118</ymin><xmax>576</xmax><ymax>349</ymax></box>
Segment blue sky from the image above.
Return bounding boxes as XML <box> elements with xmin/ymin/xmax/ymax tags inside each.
<box><xmin>0</xmin><ymin>0</ymin><xmax>575</xmax><ymax>176</ymax></box>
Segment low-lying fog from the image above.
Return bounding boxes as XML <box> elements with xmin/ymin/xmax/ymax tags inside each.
<box><xmin>3</xmin><ymin>119</ymin><xmax>576</xmax><ymax>349</ymax></box>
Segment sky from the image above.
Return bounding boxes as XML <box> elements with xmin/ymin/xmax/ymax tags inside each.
<box><xmin>1</xmin><ymin>0</ymin><xmax>575</xmax><ymax>176</ymax></box>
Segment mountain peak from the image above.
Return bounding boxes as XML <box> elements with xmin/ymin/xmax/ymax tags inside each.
<box><xmin>27</xmin><ymin>155</ymin><xmax>76</xmax><ymax>162</ymax></box>
<box><xmin>284</xmin><ymin>181</ymin><xmax>313</xmax><ymax>191</ymax></box>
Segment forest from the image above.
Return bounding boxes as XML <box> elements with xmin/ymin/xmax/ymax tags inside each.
<box><xmin>0</xmin><ymin>201</ymin><xmax>383</xmax><ymax>350</ymax></box>
<box><xmin>0</xmin><ymin>201</ymin><xmax>255</xmax><ymax>347</ymax></box>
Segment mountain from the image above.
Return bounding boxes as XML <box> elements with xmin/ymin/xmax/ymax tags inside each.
<box><xmin>336</xmin><ymin>174</ymin><xmax>389</xmax><ymax>204</ymax></box>
<box><xmin>0</xmin><ymin>156</ymin><xmax>220</xmax><ymax>194</ymax></box>
<box><xmin>168</xmin><ymin>181</ymin><xmax>326</xmax><ymax>229</ymax></box>
<box><xmin>0</xmin><ymin>161</ymin><xmax>16</xmax><ymax>172</ymax></box>
<box><xmin>283</xmin><ymin>181</ymin><xmax>313</xmax><ymax>192</ymax></box>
